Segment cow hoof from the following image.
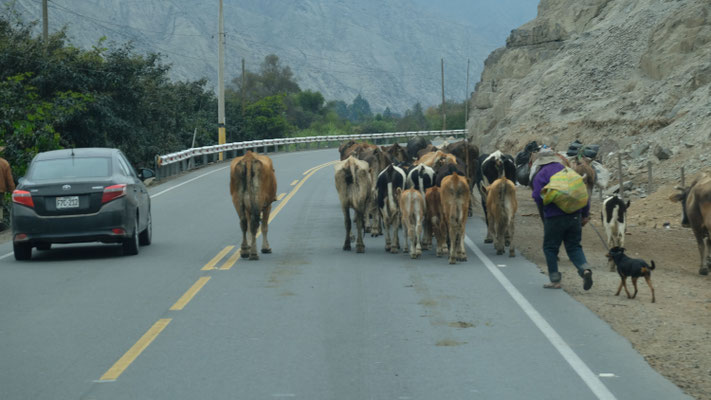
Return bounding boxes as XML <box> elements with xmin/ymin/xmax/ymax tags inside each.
<box><xmin>343</xmin><ymin>244</ymin><xmax>351</xmax><ymax>251</ymax></box>
<box><xmin>505</xmin><ymin>240</ymin><xmax>511</xmax><ymax>247</ymax></box>
<box><xmin>240</xmin><ymin>251</ymin><xmax>250</xmax><ymax>259</ymax></box>
<box><xmin>496</xmin><ymin>250</ymin><xmax>504</xmax><ymax>255</ymax></box>
<box><xmin>249</xmin><ymin>254</ymin><xmax>259</xmax><ymax>261</ymax></box>
<box><xmin>449</xmin><ymin>259</ymin><xmax>456</xmax><ymax>265</ymax></box>
<box><xmin>509</xmin><ymin>252</ymin><xmax>515</xmax><ymax>258</ymax></box>
<box><xmin>356</xmin><ymin>245</ymin><xmax>365</xmax><ymax>253</ymax></box>
<box><xmin>390</xmin><ymin>247</ymin><xmax>400</xmax><ymax>254</ymax></box>
<box><xmin>365</xmin><ymin>227</ymin><xmax>372</xmax><ymax>233</ymax></box>
<box><xmin>700</xmin><ymin>267</ymin><xmax>709</xmax><ymax>276</ymax></box>
<box><xmin>484</xmin><ymin>238</ymin><xmax>493</xmax><ymax>244</ymax></box>
<box><xmin>458</xmin><ymin>257</ymin><xmax>467</xmax><ymax>262</ymax></box>
<box><xmin>261</xmin><ymin>248</ymin><xmax>272</xmax><ymax>254</ymax></box>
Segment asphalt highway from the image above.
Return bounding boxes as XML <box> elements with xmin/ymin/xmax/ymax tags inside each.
<box><xmin>0</xmin><ymin>148</ymin><xmax>690</xmax><ymax>399</ymax></box>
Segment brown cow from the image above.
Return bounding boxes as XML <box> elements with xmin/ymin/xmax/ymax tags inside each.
<box><xmin>382</xmin><ymin>143</ymin><xmax>409</xmax><ymax>164</ymax></box>
<box><xmin>414</xmin><ymin>150</ymin><xmax>457</xmax><ymax>168</ymax></box>
<box><xmin>483</xmin><ymin>178</ymin><xmax>517</xmax><ymax>257</ymax></box>
<box><xmin>334</xmin><ymin>156</ymin><xmax>372</xmax><ymax>253</ymax></box>
<box><xmin>440</xmin><ymin>172</ymin><xmax>470</xmax><ymax>264</ymax></box>
<box><xmin>425</xmin><ymin>186</ymin><xmax>448</xmax><ymax>257</ymax></box>
<box><xmin>670</xmin><ymin>173</ymin><xmax>711</xmax><ymax>275</ymax></box>
<box><xmin>229</xmin><ymin>151</ymin><xmax>277</xmax><ymax>260</ymax></box>
<box><xmin>398</xmin><ymin>188</ymin><xmax>425</xmax><ymax>259</ymax></box>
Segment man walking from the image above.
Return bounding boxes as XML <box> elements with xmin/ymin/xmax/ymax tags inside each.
<box><xmin>531</xmin><ymin>149</ymin><xmax>593</xmax><ymax>290</ymax></box>
<box><xmin>0</xmin><ymin>148</ymin><xmax>16</xmax><ymax>228</ymax></box>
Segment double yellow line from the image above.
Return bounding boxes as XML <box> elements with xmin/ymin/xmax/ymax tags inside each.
<box><xmin>98</xmin><ymin>159</ymin><xmax>337</xmax><ymax>382</ymax></box>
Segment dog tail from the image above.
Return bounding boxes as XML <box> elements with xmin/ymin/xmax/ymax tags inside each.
<box><xmin>649</xmin><ymin>260</ymin><xmax>656</xmax><ymax>270</ymax></box>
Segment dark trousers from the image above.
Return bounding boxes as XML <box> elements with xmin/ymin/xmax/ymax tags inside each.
<box><xmin>543</xmin><ymin>213</ymin><xmax>588</xmax><ymax>282</ymax></box>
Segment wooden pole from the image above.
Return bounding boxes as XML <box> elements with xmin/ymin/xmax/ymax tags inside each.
<box><xmin>618</xmin><ymin>153</ymin><xmax>624</xmax><ymax>200</ymax></box>
<box><xmin>441</xmin><ymin>58</ymin><xmax>446</xmax><ymax>131</ymax></box>
<box><xmin>647</xmin><ymin>161</ymin><xmax>653</xmax><ymax>194</ymax></box>
<box><xmin>681</xmin><ymin>166</ymin><xmax>686</xmax><ymax>188</ymax></box>
<box><xmin>217</xmin><ymin>0</ymin><xmax>226</xmax><ymax>161</ymax></box>
<box><xmin>42</xmin><ymin>0</ymin><xmax>48</xmax><ymax>44</ymax></box>
<box><xmin>464</xmin><ymin>59</ymin><xmax>470</xmax><ymax>130</ymax></box>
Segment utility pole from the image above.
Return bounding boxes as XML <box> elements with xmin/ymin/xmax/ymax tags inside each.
<box><xmin>241</xmin><ymin>58</ymin><xmax>246</xmax><ymax>117</ymax></box>
<box><xmin>42</xmin><ymin>0</ymin><xmax>48</xmax><ymax>44</ymax></box>
<box><xmin>217</xmin><ymin>0</ymin><xmax>226</xmax><ymax>161</ymax></box>
<box><xmin>441</xmin><ymin>58</ymin><xmax>446</xmax><ymax>131</ymax></box>
<box><xmin>464</xmin><ymin>59</ymin><xmax>470</xmax><ymax>134</ymax></box>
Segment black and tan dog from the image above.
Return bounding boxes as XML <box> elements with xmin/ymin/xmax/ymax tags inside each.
<box><xmin>606</xmin><ymin>246</ymin><xmax>656</xmax><ymax>303</ymax></box>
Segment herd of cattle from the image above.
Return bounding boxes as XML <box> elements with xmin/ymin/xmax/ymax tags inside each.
<box><xmin>226</xmin><ymin>137</ymin><xmax>711</xmax><ymax>278</ymax></box>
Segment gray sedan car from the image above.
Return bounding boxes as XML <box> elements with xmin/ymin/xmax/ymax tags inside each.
<box><xmin>11</xmin><ymin>148</ymin><xmax>153</xmax><ymax>260</ymax></box>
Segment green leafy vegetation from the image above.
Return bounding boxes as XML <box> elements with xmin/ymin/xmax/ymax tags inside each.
<box><xmin>0</xmin><ymin>12</ymin><xmax>468</xmax><ymax>180</ymax></box>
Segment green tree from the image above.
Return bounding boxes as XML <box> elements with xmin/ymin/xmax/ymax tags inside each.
<box><xmin>348</xmin><ymin>94</ymin><xmax>372</xmax><ymax>123</ymax></box>
<box><xmin>243</xmin><ymin>95</ymin><xmax>291</xmax><ymax>140</ymax></box>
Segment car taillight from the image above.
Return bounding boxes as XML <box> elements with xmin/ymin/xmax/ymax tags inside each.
<box><xmin>102</xmin><ymin>184</ymin><xmax>127</xmax><ymax>204</ymax></box>
<box><xmin>12</xmin><ymin>190</ymin><xmax>34</xmax><ymax>208</ymax></box>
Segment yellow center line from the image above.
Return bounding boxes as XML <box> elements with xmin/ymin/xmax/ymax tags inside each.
<box><xmin>99</xmin><ymin>318</ymin><xmax>172</xmax><ymax>381</ymax></box>
<box><xmin>201</xmin><ymin>246</ymin><xmax>234</xmax><ymax>270</ymax></box>
<box><xmin>169</xmin><ymin>276</ymin><xmax>211</xmax><ymax>311</ymax></box>
<box><xmin>268</xmin><ymin>160</ymin><xmax>338</xmax><ymax>224</ymax></box>
<box><xmin>290</xmin><ymin>179</ymin><xmax>299</xmax><ymax>186</ymax></box>
<box><xmin>277</xmin><ymin>193</ymin><xmax>286</xmax><ymax>201</ymax></box>
<box><xmin>219</xmin><ymin>248</ymin><xmax>242</xmax><ymax>270</ymax></box>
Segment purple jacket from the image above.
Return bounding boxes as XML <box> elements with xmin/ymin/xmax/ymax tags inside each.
<box><xmin>531</xmin><ymin>162</ymin><xmax>590</xmax><ymax>219</ymax></box>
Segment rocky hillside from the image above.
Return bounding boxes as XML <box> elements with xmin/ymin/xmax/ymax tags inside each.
<box><xmin>468</xmin><ymin>0</ymin><xmax>711</xmax><ymax>188</ymax></box>
<box><xmin>9</xmin><ymin>0</ymin><xmax>536</xmax><ymax>113</ymax></box>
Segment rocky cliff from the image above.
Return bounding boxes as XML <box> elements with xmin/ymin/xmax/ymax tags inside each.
<box><xmin>468</xmin><ymin>0</ymin><xmax>711</xmax><ymax>186</ymax></box>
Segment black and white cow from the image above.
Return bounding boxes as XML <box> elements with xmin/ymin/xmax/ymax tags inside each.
<box><xmin>601</xmin><ymin>195</ymin><xmax>630</xmax><ymax>271</ymax></box>
<box><xmin>377</xmin><ymin>164</ymin><xmax>407</xmax><ymax>253</ymax></box>
<box><xmin>476</xmin><ymin>150</ymin><xmax>516</xmax><ymax>243</ymax></box>
<box><xmin>406</xmin><ymin>164</ymin><xmax>435</xmax><ymax>199</ymax></box>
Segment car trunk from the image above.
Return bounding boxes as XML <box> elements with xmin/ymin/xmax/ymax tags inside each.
<box><xmin>26</xmin><ymin>180</ymin><xmax>115</xmax><ymax>217</ymax></box>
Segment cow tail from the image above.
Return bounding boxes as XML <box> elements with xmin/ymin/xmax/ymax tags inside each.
<box><xmin>344</xmin><ymin>163</ymin><xmax>354</xmax><ymax>186</ymax></box>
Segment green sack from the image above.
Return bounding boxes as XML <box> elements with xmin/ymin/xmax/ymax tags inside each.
<box><xmin>541</xmin><ymin>167</ymin><xmax>589</xmax><ymax>213</ymax></box>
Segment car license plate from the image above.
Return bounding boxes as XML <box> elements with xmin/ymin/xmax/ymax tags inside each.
<box><xmin>56</xmin><ymin>196</ymin><xmax>79</xmax><ymax>209</ymax></box>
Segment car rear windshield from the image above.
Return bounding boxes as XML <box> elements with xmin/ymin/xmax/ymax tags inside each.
<box><xmin>28</xmin><ymin>157</ymin><xmax>112</xmax><ymax>180</ymax></box>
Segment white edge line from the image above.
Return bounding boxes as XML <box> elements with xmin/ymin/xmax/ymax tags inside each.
<box><xmin>465</xmin><ymin>236</ymin><xmax>617</xmax><ymax>400</ymax></box>
<box><xmin>150</xmin><ymin>166</ymin><xmax>229</xmax><ymax>198</ymax></box>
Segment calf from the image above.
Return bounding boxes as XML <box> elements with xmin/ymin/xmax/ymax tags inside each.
<box><xmin>670</xmin><ymin>173</ymin><xmax>711</xmax><ymax>275</ymax></box>
<box><xmin>398</xmin><ymin>188</ymin><xmax>425</xmax><ymax>259</ymax></box>
<box><xmin>425</xmin><ymin>186</ymin><xmax>447</xmax><ymax>256</ymax></box>
<box><xmin>475</xmin><ymin>151</ymin><xmax>516</xmax><ymax>243</ymax></box>
<box><xmin>601</xmin><ymin>195</ymin><xmax>630</xmax><ymax>271</ymax></box>
<box><xmin>440</xmin><ymin>172</ymin><xmax>470</xmax><ymax>264</ymax></box>
<box><xmin>483</xmin><ymin>178</ymin><xmax>517</xmax><ymax>257</ymax></box>
<box><xmin>229</xmin><ymin>151</ymin><xmax>277</xmax><ymax>260</ymax></box>
<box><xmin>377</xmin><ymin>164</ymin><xmax>407</xmax><ymax>253</ymax></box>
<box><xmin>334</xmin><ymin>156</ymin><xmax>372</xmax><ymax>253</ymax></box>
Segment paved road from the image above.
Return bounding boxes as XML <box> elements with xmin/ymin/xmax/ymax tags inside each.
<box><xmin>0</xmin><ymin>148</ymin><xmax>690</xmax><ymax>399</ymax></box>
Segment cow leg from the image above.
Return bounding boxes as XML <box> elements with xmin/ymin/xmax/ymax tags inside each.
<box><xmin>239</xmin><ymin>215</ymin><xmax>249</xmax><ymax>258</ymax></box>
<box><xmin>415</xmin><ymin>216</ymin><xmax>423</xmax><ymax>258</ymax></box>
<box><xmin>391</xmin><ymin>213</ymin><xmax>401</xmax><ymax>253</ymax></box>
<box><xmin>447</xmin><ymin>222</ymin><xmax>458</xmax><ymax>264</ymax></box>
<box><xmin>248</xmin><ymin>211</ymin><xmax>260</xmax><ymax>260</ymax></box>
<box><xmin>261</xmin><ymin>204</ymin><xmax>272</xmax><ymax>254</ymax></box>
<box><xmin>422</xmin><ymin>217</ymin><xmax>432</xmax><ymax>251</ymax></box>
<box><xmin>481</xmin><ymin>194</ymin><xmax>493</xmax><ymax>244</ymax></box>
<box><xmin>508</xmin><ymin>218</ymin><xmax>516</xmax><ymax>258</ymax></box>
<box><xmin>457</xmin><ymin>222</ymin><xmax>467</xmax><ymax>262</ymax></box>
<box><xmin>355</xmin><ymin>209</ymin><xmax>366</xmax><ymax>253</ymax></box>
<box><xmin>694</xmin><ymin>229</ymin><xmax>708</xmax><ymax>275</ymax></box>
<box><xmin>495</xmin><ymin>218</ymin><xmax>506</xmax><ymax>255</ymax></box>
<box><xmin>382</xmin><ymin>214</ymin><xmax>392</xmax><ymax>252</ymax></box>
<box><xmin>343</xmin><ymin>206</ymin><xmax>352</xmax><ymax>251</ymax></box>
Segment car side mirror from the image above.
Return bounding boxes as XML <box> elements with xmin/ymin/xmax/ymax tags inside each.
<box><xmin>138</xmin><ymin>168</ymin><xmax>155</xmax><ymax>181</ymax></box>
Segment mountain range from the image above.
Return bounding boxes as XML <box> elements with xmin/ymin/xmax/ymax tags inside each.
<box><xmin>8</xmin><ymin>0</ymin><xmax>537</xmax><ymax>113</ymax></box>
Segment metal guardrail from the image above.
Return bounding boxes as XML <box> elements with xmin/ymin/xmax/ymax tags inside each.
<box><xmin>154</xmin><ymin>129</ymin><xmax>465</xmax><ymax>181</ymax></box>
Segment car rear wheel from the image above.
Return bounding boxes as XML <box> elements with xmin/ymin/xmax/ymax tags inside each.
<box><xmin>123</xmin><ymin>216</ymin><xmax>139</xmax><ymax>256</ymax></box>
<box><xmin>139</xmin><ymin>211</ymin><xmax>152</xmax><ymax>246</ymax></box>
<box><xmin>13</xmin><ymin>242</ymin><xmax>32</xmax><ymax>261</ymax></box>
